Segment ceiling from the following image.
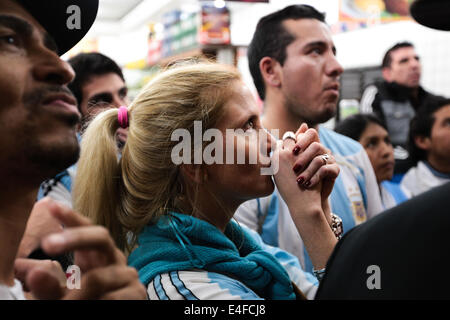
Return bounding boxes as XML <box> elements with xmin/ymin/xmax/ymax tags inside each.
<box><xmin>97</xmin><ymin>0</ymin><xmax>144</xmax><ymax>21</ymax></box>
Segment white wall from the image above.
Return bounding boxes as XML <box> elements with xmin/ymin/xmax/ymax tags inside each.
<box><xmin>96</xmin><ymin>27</ymin><xmax>149</xmax><ymax>66</ymax></box>
<box><xmin>334</xmin><ymin>21</ymin><xmax>450</xmax><ymax>97</ymax></box>
<box><xmin>230</xmin><ymin>0</ymin><xmax>339</xmax><ymax>46</ymax></box>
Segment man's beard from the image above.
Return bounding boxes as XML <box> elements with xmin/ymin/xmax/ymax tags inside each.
<box><xmin>313</xmin><ymin>106</ymin><xmax>337</xmax><ymax>126</ymax></box>
<box><xmin>286</xmin><ymin>100</ymin><xmax>337</xmax><ymax>127</ymax></box>
<box><xmin>24</xmin><ymin>133</ymin><xmax>80</xmax><ymax>180</ymax></box>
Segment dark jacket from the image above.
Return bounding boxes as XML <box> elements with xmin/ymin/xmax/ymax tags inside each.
<box><xmin>360</xmin><ymin>81</ymin><xmax>440</xmax><ymax>174</ymax></box>
<box><xmin>316</xmin><ymin>182</ymin><xmax>450</xmax><ymax>299</ymax></box>
<box><xmin>361</xmin><ymin>81</ymin><xmax>437</xmax><ymax>147</ymax></box>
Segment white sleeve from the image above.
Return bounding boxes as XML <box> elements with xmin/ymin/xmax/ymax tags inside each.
<box><xmin>360</xmin><ymin>85</ymin><xmax>378</xmax><ymax>114</ymax></box>
<box><xmin>400</xmin><ymin>170</ymin><xmax>414</xmax><ymax>199</ymax></box>
<box><xmin>45</xmin><ymin>182</ymin><xmax>73</xmax><ymax>209</ymax></box>
<box><xmin>0</xmin><ymin>280</ymin><xmax>26</xmax><ymax>300</ymax></box>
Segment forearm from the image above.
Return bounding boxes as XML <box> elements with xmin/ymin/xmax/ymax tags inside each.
<box><xmin>322</xmin><ymin>197</ymin><xmax>332</xmax><ymax>225</ymax></box>
<box><xmin>289</xmin><ymin>206</ymin><xmax>337</xmax><ymax>270</ymax></box>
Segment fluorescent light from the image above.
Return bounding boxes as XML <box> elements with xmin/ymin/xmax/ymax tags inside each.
<box><xmin>214</xmin><ymin>0</ymin><xmax>226</xmax><ymax>9</ymax></box>
<box><xmin>121</xmin><ymin>0</ymin><xmax>171</xmax><ymax>30</ymax></box>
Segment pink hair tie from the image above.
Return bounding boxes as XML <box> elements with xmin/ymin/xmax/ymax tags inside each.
<box><xmin>117</xmin><ymin>106</ymin><xmax>129</xmax><ymax>129</ymax></box>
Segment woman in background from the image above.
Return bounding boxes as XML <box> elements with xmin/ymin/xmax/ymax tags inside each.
<box><xmin>335</xmin><ymin>113</ymin><xmax>407</xmax><ymax>209</ymax></box>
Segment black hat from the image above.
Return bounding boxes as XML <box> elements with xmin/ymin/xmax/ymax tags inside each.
<box><xmin>17</xmin><ymin>0</ymin><xmax>99</xmax><ymax>55</ymax></box>
<box><xmin>410</xmin><ymin>0</ymin><xmax>450</xmax><ymax>31</ymax></box>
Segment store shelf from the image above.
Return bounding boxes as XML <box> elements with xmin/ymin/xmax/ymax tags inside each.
<box><xmin>151</xmin><ymin>44</ymin><xmax>239</xmax><ymax>67</ymax></box>
<box><xmin>156</xmin><ymin>47</ymin><xmax>204</xmax><ymax>66</ymax></box>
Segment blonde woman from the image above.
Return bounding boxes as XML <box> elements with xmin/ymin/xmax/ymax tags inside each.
<box><xmin>73</xmin><ymin>62</ymin><xmax>341</xmax><ymax>300</ymax></box>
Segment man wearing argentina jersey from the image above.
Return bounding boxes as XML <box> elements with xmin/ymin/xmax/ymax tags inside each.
<box><xmin>235</xmin><ymin>5</ymin><xmax>383</xmax><ymax>272</ymax></box>
<box><xmin>146</xmin><ymin>226</ymin><xmax>318</xmax><ymax>300</ymax></box>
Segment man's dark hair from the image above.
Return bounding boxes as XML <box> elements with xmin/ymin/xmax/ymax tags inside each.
<box><xmin>68</xmin><ymin>52</ymin><xmax>124</xmax><ymax>111</ymax></box>
<box><xmin>335</xmin><ymin>113</ymin><xmax>387</xmax><ymax>142</ymax></box>
<box><xmin>382</xmin><ymin>41</ymin><xmax>415</xmax><ymax>69</ymax></box>
<box><xmin>247</xmin><ymin>5</ymin><xmax>325</xmax><ymax>100</ymax></box>
<box><xmin>408</xmin><ymin>96</ymin><xmax>450</xmax><ymax>164</ymax></box>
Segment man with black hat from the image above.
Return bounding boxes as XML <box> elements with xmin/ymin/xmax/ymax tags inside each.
<box><xmin>0</xmin><ymin>0</ymin><xmax>146</xmax><ymax>299</ymax></box>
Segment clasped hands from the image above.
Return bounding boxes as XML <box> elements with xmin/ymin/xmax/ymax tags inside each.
<box><xmin>272</xmin><ymin>123</ymin><xmax>340</xmax><ymax>225</ymax></box>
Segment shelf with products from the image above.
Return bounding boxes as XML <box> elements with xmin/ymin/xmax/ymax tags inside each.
<box><xmin>156</xmin><ymin>44</ymin><xmax>240</xmax><ymax>67</ymax></box>
<box><xmin>147</xmin><ymin>4</ymin><xmax>236</xmax><ymax>67</ymax></box>
<box><xmin>125</xmin><ymin>4</ymin><xmax>242</xmax><ymax>93</ymax></box>
<box><xmin>124</xmin><ymin>43</ymin><xmax>241</xmax><ymax>96</ymax></box>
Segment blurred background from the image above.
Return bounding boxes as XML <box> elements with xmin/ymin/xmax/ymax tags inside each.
<box><xmin>64</xmin><ymin>0</ymin><xmax>450</xmax><ymax>127</ymax></box>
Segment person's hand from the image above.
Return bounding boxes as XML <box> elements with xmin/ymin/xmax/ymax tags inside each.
<box><xmin>291</xmin><ymin>124</ymin><xmax>339</xmax><ymax>208</ymax></box>
<box><xmin>14</xmin><ymin>258</ymin><xmax>67</xmax><ymax>300</ymax></box>
<box><xmin>274</xmin><ymin>124</ymin><xmax>339</xmax><ymax>219</ymax></box>
<box><xmin>272</xmin><ymin>124</ymin><xmax>339</xmax><ymax>269</ymax></box>
<box><xmin>17</xmin><ymin>197</ymin><xmax>64</xmax><ymax>258</ymax></box>
<box><xmin>40</xmin><ymin>201</ymin><xmax>124</xmax><ymax>272</ymax></box>
<box><xmin>273</xmin><ymin>133</ymin><xmax>323</xmax><ymax>219</ymax></box>
<box><xmin>20</xmin><ymin>199</ymin><xmax>147</xmax><ymax>300</ymax></box>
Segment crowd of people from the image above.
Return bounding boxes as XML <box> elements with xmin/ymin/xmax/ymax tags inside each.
<box><xmin>1</xmin><ymin>0</ymin><xmax>449</xmax><ymax>300</ymax></box>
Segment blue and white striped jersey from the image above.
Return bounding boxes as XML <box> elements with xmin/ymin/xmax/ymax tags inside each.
<box><xmin>37</xmin><ymin>165</ymin><xmax>76</xmax><ymax>208</ymax></box>
<box><xmin>147</xmin><ymin>226</ymin><xmax>318</xmax><ymax>300</ymax></box>
<box><xmin>380</xmin><ymin>180</ymin><xmax>408</xmax><ymax>210</ymax></box>
<box><xmin>148</xmin><ymin>270</ymin><xmax>262</xmax><ymax>300</ymax></box>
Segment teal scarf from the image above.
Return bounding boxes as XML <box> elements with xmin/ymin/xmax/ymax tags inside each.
<box><xmin>128</xmin><ymin>212</ymin><xmax>295</xmax><ymax>300</ymax></box>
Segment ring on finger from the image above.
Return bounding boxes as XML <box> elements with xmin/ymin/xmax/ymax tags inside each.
<box><xmin>282</xmin><ymin>131</ymin><xmax>296</xmax><ymax>143</ymax></box>
<box><xmin>321</xmin><ymin>153</ymin><xmax>330</xmax><ymax>165</ymax></box>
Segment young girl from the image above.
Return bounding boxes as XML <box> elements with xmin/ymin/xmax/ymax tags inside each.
<box><xmin>73</xmin><ymin>62</ymin><xmax>340</xmax><ymax>299</ymax></box>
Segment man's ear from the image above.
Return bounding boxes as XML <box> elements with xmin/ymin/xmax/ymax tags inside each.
<box><xmin>414</xmin><ymin>135</ymin><xmax>431</xmax><ymax>152</ymax></box>
<box><xmin>260</xmin><ymin>57</ymin><xmax>281</xmax><ymax>88</ymax></box>
<box><xmin>382</xmin><ymin>67</ymin><xmax>392</xmax><ymax>82</ymax></box>
<box><xmin>180</xmin><ymin>164</ymin><xmax>206</xmax><ymax>185</ymax></box>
